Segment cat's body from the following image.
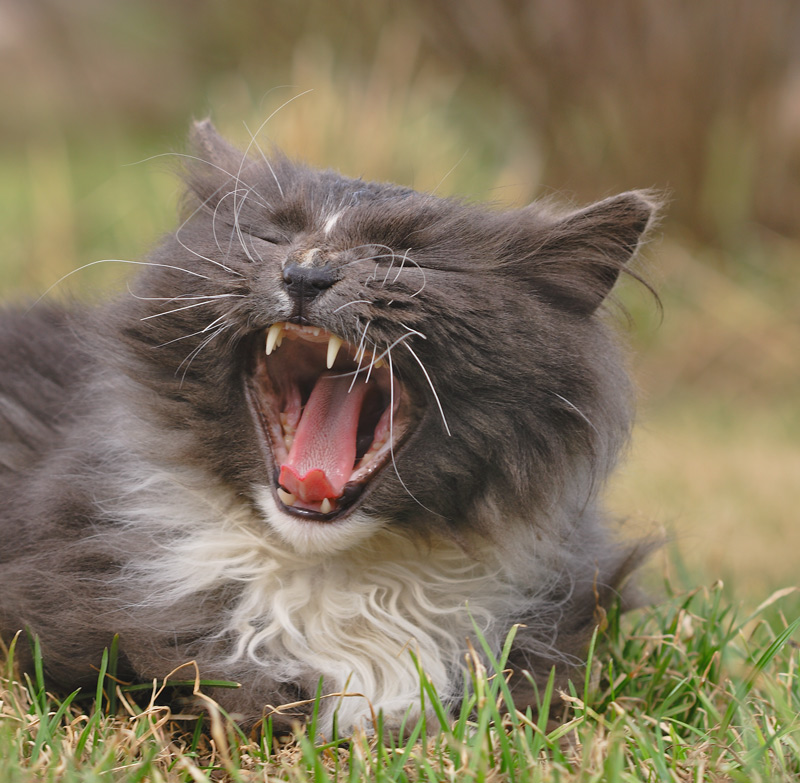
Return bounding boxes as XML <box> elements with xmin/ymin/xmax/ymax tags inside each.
<box><xmin>0</xmin><ymin>122</ymin><xmax>656</xmax><ymax>733</ymax></box>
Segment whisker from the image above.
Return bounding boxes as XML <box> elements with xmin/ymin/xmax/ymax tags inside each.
<box><xmin>347</xmin><ymin>321</ymin><xmax>371</xmax><ymax>393</ymax></box>
<box><xmin>334</xmin><ymin>329</ymin><xmax>417</xmax><ymax>386</ymax></box>
<box><xmin>241</xmin><ymin>88</ymin><xmax>314</xmax><ymax>200</ymax></box>
<box><xmin>550</xmin><ymin>392</ymin><xmax>600</xmax><ymax>436</ymax></box>
<box><xmin>126</xmin><ymin>287</ymin><xmax>245</xmax><ymax>303</ymax></box>
<box><xmin>155</xmin><ymin>327</ymin><xmax>218</xmax><ymax>349</ymax></box>
<box><xmin>391</xmin><ymin>249</ymin><xmax>410</xmax><ymax>284</ymax></box>
<box><xmin>380</xmin><ymin>248</ymin><xmax>397</xmax><ymax>287</ymax></box>
<box><xmin>154</xmin><ymin>309</ymin><xmax>237</xmax><ymax>349</ymax></box>
<box><xmin>177</xmin><ymin>323</ymin><xmax>231</xmax><ymax>385</ymax></box>
<box><xmin>140</xmin><ymin>299</ymin><xmax>221</xmax><ymax>321</ymax></box>
<box><xmin>28</xmin><ymin>259</ymin><xmax>211</xmax><ymax>311</ymax></box>
<box><xmin>243</xmin><ymin>121</ymin><xmax>284</xmax><ymax>200</ymax></box>
<box><xmin>332</xmin><ymin>299</ymin><xmax>372</xmax><ymax>314</ymax></box>
<box><xmin>396</xmin><ymin>322</ymin><xmax>426</xmax><ymax>340</ymax></box>
<box><xmin>402</xmin><ymin>342</ymin><xmax>451</xmax><ymax>436</ymax></box>
<box><xmin>402</xmin><ymin>254</ymin><xmax>427</xmax><ymax>298</ymax></box>
<box><xmin>212</xmin><ymin>188</ymin><xmax>259</xmax><ymax>256</ymax></box>
<box><xmin>174</xmin><ymin>213</ymin><xmax>244</xmax><ymax>278</ymax></box>
<box><xmin>386</xmin><ymin>349</ymin><xmax>441</xmax><ymax>516</ymax></box>
<box><xmin>130</xmin><ymin>149</ymin><xmax>272</xmax><ymax>215</ymax></box>
<box><xmin>340</xmin><ymin>252</ymin><xmax>395</xmax><ymax>270</ymax></box>
<box><xmin>200</xmin><ymin>311</ymin><xmax>233</xmax><ymax>334</ymax></box>
<box><xmin>232</xmin><ymin>189</ymin><xmax>261</xmax><ymax>263</ymax></box>
<box><xmin>430</xmin><ymin>150</ymin><xmax>469</xmax><ymax>197</ymax></box>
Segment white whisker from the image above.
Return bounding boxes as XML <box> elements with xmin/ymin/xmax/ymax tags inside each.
<box><xmin>232</xmin><ymin>189</ymin><xmax>262</xmax><ymax>264</ymax></box>
<box><xmin>430</xmin><ymin>150</ymin><xmax>469</xmax><ymax>197</ymax></box>
<box><xmin>347</xmin><ymin>321</ymin><xmax>371</xmax><ymax>393</ymax></box>
<box><xmin>241</xmin><ymin>89</ymin><xmax>313</xmax><ymax>200</ymax></box>
<box><xmin>174</xmin><ymin>215</ymin><xmax>244</xmax><ymax>278</ymax></box>
<box><xmin>386</xmin><ymin>350</ymin><xmax>441</xmax><ymax>515</ymax></box>
<box><xmin>380</xmin><ymin>249</ymin><xmax>397</xmax><ymax>287</ymax></box>
<box><xmin>551</xmin><ymin>392</ymin><xmax>600</xmax><ymax>436</ymax></box>
<box><xmin>155</xmin><ymin>327</ymin><xmax>217</xmax><ymax>349</ymax></box>
<box><xmin>130</xmin><ymin>150</ymin><xmax>272</xmax><ymax>213</ymax></box>
<box><xmin>126</xmin><ymin>287</ymin><xmax>245</xmax><ymax>303</ymax></box>
<box><xmin>177</xmin><ymin>324</ymin><xmax>231</xmax><ymax>385</ymax></box>
<box><xmin>391</xmin><ymin>249</ymin><xmax>410</xmax><ymax>284</ymax></box>
<box><xmin>212</xmin><ymin>188</ymin><xmax>261</xmax><ymax>257</ymax></box>
<box><xmin>333</xmin><ymin>299</ymin><xmax>372</xmax><ymax>314</ymax></box>
<box><xmin>243</xmin><ymin>121</ymin><xmax>284</xmax><ymax>200</ymax></box>
<box><xmin>28</xmin><ymin>259</ymin><xmax>211</xmax><ymax>311</ymax></box>
<box><xmin>402</xmin><ymin>342</ymin><xmax>451</xmax><ymax>436</ymax></box>
<box><xmin>140</xmin><ymin>300</ymin><xmax>221</xmax><ymax>321</ymax></box>
<box><xmin>402</xmin><ymin>254</ymin><xmax>427</xmax><ymax>298</ymax></box>
<box><xmin>200</xmin><ymin>312</ymin><xmax>231</xmax><ymax>334</ymax></box>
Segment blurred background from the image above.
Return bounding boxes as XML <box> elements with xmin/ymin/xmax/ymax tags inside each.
<box><xmin>0</xmin><ymin>0</ymin><xmax>797</xmax><ymax>599</ymax></box>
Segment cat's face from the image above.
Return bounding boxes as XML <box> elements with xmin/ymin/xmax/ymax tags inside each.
<box><xmin>115</xmin><ymin>121</ymin><xmax>654</xmax><ymax>554</ymax></box>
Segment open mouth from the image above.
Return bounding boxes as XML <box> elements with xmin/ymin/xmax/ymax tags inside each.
<box><xmin>245</xmin><ymin>322</ymin><xmax>415</xmax><ymax>521</ymax></box>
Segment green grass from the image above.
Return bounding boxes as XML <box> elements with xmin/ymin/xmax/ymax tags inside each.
<box><xmin>2</xmin><ymin>581</ymin><xmax>798</xmax><ymax>782</ymax></box>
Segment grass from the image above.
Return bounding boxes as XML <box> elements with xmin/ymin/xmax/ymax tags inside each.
<box><xmin>1</xmin><ymin>580</ymin><xmax>798</xmax><ymax>782</ymax></box>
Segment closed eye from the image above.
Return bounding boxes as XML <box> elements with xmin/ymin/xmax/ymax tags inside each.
<box><xmin>249</xmin><ymin>231</ymin><xmax>288</xmax><ymax>245</ymax></box>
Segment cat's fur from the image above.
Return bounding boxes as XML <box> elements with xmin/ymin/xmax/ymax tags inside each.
<box><xmin>0</xmin><ymin>121</ymin><xmax>657</xmax><ymax>733</ymax></box>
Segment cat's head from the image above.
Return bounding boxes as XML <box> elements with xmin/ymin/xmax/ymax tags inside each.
<box><xmin>116</xmin><ymin>120</ymin><xmax>657</xmax><ymax>554</ymax></box>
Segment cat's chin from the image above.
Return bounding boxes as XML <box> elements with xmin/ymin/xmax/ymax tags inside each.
<box><xmin>244</xmin><ymin>321</ymin><xmax>420</xmax><ymax>525</ymax></box>
<box><xmin>254</xmin><ymin>486</ymin><xmax>384</xmax><ymax>554</ymax></box>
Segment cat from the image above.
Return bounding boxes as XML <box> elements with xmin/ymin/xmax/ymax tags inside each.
<box><xmin>0</xmin><ymin>120</ymin><xmax>657</xmax><ymax>734</ymax></box>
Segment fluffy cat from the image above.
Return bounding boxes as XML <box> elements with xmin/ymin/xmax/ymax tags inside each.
<box><xmin>0</xmin><ymin>121</ymin><xmax>657</xmax><ymax>734</ymax></box>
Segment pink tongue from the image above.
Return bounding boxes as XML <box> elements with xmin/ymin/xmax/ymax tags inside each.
<box><xmin>279</xmin><ymin>373</ymin><xmax>368</xmax><ymax>504</ymax></box>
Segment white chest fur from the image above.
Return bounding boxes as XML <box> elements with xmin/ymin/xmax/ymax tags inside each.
<box><xmin>108</xmin><ymin>465</ymin><xmax>524</xmax><ymax>732</ymax></box>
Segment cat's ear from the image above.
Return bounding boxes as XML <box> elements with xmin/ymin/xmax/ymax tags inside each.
<box><xmin>523</xmin><ymin>191</ymin><xmax>658</xmax><ymax>316</ymax></box>
<box><xmin>188</xmin><ymin>119</ymin><xmax>241</xmax><ymax>170</ymax></box>
<box><xmin>181</xmin><ymin>120</ymin><xmax>246</xmax><ymax>208</ymax></box>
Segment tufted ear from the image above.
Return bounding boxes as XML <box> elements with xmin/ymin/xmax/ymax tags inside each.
<box><xmin>181</xmin><ymin>119</ymin><xmax>252</xmax><ymax>212</ymax></box>
<box><xmin>188</xmin><ymin>119</ymin><xmax>242</xmax><ymax>170</ymax></box>
<box><xmin>525</xmin><ymin>191</ymin><xmax>658</xmax><ymax>316</ymax></box>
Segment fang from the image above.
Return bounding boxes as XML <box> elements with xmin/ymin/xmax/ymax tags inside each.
<box><xmin>277</xmin><ymin>487</ymin><xmax>296</xmax><ymax>506</ymax></box>
<box><xmin>266</xmin><ymin>323</ymin><xmax>283</xmax><ymax>355</ymax></box>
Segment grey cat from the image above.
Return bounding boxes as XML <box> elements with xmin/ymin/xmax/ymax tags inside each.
<box><xmin>0</xmin><ymin>121</ymin><xmax>657</xmax><ymax>733</ymax></box>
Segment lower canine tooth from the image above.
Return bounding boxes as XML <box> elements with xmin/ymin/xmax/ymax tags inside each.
<box><xmin>320</xmin><ymin>498</ymin><xmax>333</xmax><ymax>514</ymax></box>
<box><xmin>277</xmin><ymin>488</ymin><xmax>296</xmax><ymax>506</ymax></box>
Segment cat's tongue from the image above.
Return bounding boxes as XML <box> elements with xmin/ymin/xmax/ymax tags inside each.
<box><xmin>279</xmin><ymin>373</ymin><xmax>368</xmax><ymax>504</ymax></box>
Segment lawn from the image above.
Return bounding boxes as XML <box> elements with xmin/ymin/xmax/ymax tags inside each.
<box><xmin>1</xmin><ymin>582</ymin><xmax>798</xmax><ymax>781</ymax></box>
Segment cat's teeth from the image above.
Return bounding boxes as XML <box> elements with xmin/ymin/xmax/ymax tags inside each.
<box><xmin>266</xmin><ymin>323</ymin><xmax>284</xmax><ymax>355</ymax></box>
<box><xmin>277</xmin><ymin>488</ymin><xmax>296</xmax><ymax>506</ymax></box>
<box><xmin>320</xmin><ymin>498</ymin><xmax>333</xmax><ymax>514</ymax></box>
<box><xmin>326</xmin><ymin>335</ymin><xmax>343</xmax><ymax>369</ymax></box>
<box><xmin>373</xmin><ymin>356</ymin><xmax>386</xmax><ymax>369</ymax></box>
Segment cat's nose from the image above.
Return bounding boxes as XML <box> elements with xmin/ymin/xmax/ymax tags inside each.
<box><xmin>281</xmin><ymin>262</ymin><xmax>337</xmax><ymax>300</ymax></box>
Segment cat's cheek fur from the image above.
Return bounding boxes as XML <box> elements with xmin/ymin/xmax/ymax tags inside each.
<box><xmin>253</xmin><ymin>486</ymin><xmax>384</xmax><ymax>554</ymax></box>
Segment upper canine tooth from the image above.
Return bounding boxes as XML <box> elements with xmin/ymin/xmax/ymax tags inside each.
<box><xmin>326</xmin><ymin>335</ymin><xmax>343</xmax><ymax>369</ymax></box>
<box><xmin>266</xmin><ymin>323</ymin><xmax>284</xmax><ymax>355</ymax></box>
